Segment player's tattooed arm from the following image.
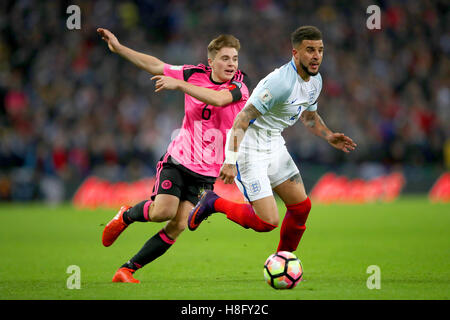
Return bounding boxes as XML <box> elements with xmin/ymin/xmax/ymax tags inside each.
<box><xmin>301</xmin><ymin>110</ymin><xmax>332</xmax><ymax>139</ymax></box>
<box><xmin>219</xmin><ymin>104</ymin><xmax>261</xmax><ymax>184</ymax></box>
<box><xmin>301</xmin><ymin>110</ymin><xmax>357</xmax><ymax>153</ymax></box>
<box><xmin>228</xmin><ymin>104</ymin><xmax>262</xmax><ymax>152</ymax></box>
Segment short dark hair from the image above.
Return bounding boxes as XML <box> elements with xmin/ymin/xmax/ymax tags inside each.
<box><xmin>291</xmin><ymin>26</ymin><xmax>322</xmax><ymax>47</ymax></box>
<box><xmin>207</xmin><ymin>34</ymin><xmax>240</xmax><ymax>59</ymax></box>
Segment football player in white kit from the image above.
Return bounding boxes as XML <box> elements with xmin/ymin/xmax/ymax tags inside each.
<box><xmin>188</xmin><ymin>26</ymin><xmax>357</xmax><ymax>253</ymax></box>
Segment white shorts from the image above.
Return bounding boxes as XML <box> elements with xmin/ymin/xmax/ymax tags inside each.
<box><xmin>234</xmin><ymin>145</ymin><xmax>300</xmax><ymax>202</ymax></box>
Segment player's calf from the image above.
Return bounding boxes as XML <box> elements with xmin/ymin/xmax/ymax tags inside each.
<box><xmin>120</xmin><ymin>228</ymin><xmax>176</xmax><ymax>274</ymax></box>
<box><xmin>188</xmin><ymin>191</ymin><xmax>278</xmax><ymax>232</ymax></box>
<box><xmin>214</xmin><ymin>196</ymin><xmax>278</xmax><ymax>232</ymax></box>
<box><xmin>277</xmin><ymin>197</ymin><xmax>311</xmax><ymax>252</ymax></box>
<box><xmin>122</xmin><ymin>200</ymin><xmax>152</xmax><ymax>223</ymax></box>
<box><xmin>164</xmin><ymin>214</ymin><xmax>188</xmax><ymax>239</ymax></box>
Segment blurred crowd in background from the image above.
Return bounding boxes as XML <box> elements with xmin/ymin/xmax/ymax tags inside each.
<box><xmin>0</xmin><ymin>0</ymin><xmax>448</xmax><ymax>202</ymax></box>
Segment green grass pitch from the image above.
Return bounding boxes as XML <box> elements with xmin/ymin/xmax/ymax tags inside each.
<box><xmin>0</xmin><ymin>196</ymin><xmax>448</xmax><ymax>300</ymax></box>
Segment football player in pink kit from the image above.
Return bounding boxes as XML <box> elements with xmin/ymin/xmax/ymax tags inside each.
<box><xmin>97</xmin><ymin>28</ymin><xmax>250</xmax><ymax>283</ymax></box>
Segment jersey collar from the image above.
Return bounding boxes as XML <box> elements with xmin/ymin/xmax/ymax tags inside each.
<box><xmin>290</xmin><ymin>57</ymin><xmax>297</xmax><ymax>72</ymax></box>
<box><xmin>209</xmin><ymin>73</ymin><xmax>227</xmax><ymax>85</ymax></box>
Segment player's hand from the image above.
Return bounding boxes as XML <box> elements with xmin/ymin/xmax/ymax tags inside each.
<box><xmin>97</xmin><ymin>28</ymin><xmax>121</xmax><ymax>53</ymax></box>
<box><xmin>151</xmin><ymin>75</ymin><xmax>181</xmax><ymax>92</ymax></box>
<box><xmin>327</xmin><ymin>133</ymin><xmax>357</xmax><ymax>153</ymax></box>
<box><xmin>219</xmin><ymin>163</ymin><xmax>237</xmax><ymax>184</ymax></box>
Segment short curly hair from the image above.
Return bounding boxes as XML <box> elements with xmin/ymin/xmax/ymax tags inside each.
<box><xmin>291</xmin><ymin>26</ymin><xmax>322</xmax><ymax>47</ymax></box>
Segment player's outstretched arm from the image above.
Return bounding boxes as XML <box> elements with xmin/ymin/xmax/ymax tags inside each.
<box><xmin>97</xmin><ymin>28</ymin><xmax>164</xmax><ymax>75</ymax></box>
<box><xmin>151</xmin><ymin>75</ymin><xmax>233</xmax><ymax>107</ymax></box>
<box><xmin>219</xmin><ymin>104</ymin><xmax>262</xmax><ymax>184</ymax></box>
<box><xmin>301</xmin><ymin>110</ymin><xmax>357</xmax><ymax>153</ymax></box>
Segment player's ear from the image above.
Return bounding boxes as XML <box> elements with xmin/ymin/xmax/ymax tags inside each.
<box><xmin>207</xmin><ymin>57</ymin><xmax>213</xmax><ymax>67</ymax></box>
<box><xmin>292</xmin><ymin>48</ymin><xmax>299</xmax><ymax>59</ymax></box>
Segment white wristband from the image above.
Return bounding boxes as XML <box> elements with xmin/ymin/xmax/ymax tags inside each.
<box><xmin>224</xmin><ymin>150</ymin><xmax>238</xmax><ymax>164</ymax></box>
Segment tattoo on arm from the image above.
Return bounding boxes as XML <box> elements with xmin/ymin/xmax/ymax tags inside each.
<box><xmin>241</xmin><ymin>104</ymin><xmax>262</xmax><ymax>124</ymax></box>
<box><xmin>233</xmin><ymin>104</ymin><xmax>261</xmax><ymax>132</ymax></box>
<box><xmin>302</xmin><ymin>111</ymin><xmax>331</xmax><ymax>138</ymax></box>
<box><xmin>316</xmin><ymin>114</ymin><xmax>330</xmax><ymax>138</ymax></box>
<box><xmin>302</xmin><ymin>111</ymin><xmax>317</xmax><ymax>128</ymax></box>
<box><xmin>316</xmin><ymin>114</ymin><xmax>326</xmax><ymax>126</ymax></box>
<box><xmin>229</xmin><ymin>104</ymin><xmax>262</xmax><ymax>152</ymax></box>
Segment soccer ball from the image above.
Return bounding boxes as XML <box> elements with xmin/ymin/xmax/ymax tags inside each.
<box><xmin>263</xmin><ymin>251</ymin><xmax>303</xmax><ymax>289</ymax></box>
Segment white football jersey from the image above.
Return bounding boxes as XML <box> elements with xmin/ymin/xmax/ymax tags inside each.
<box><xmin>241</xmin><ymin>58</ymin><xmax>322</xmax><ymax>153</ymax></box>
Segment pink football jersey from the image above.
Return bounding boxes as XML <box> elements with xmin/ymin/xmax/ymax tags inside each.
<box><xmin>163</xmin><ymin>63</ymin><xmax>250</xmax><ymax>177</ymax></box>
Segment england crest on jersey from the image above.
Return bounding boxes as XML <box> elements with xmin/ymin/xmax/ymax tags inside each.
<box><xmin>308</xmin><ymin>89</ymin><xmax>317</xmax><ymax>106</ymax></box>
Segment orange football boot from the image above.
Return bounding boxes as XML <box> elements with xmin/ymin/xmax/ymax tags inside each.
<box><xmin>112</xmin><ymin>267</ymin><xmax>140</xmax><ymax>283</ymax></box>
<box><xmin>102</xmin><ymin>206</ymin><xmax>131</xmax><ymax>247</ymax></box>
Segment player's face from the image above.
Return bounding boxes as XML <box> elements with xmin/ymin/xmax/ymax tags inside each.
<box><xmin>293</xmin><ymin>40</ymin><xmax>323</xmax><ymax>78</ymax></box>
<box><xmin>209</xmin><ymin>47</ymin><xmax>239</xmax><ymax>83</ymax></box>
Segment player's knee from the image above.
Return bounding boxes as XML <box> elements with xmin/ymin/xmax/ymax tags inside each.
<box><xmin>149</xmin><ymin>206</ymin><xmax>177</xmax><ymax>222</ymax></box>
